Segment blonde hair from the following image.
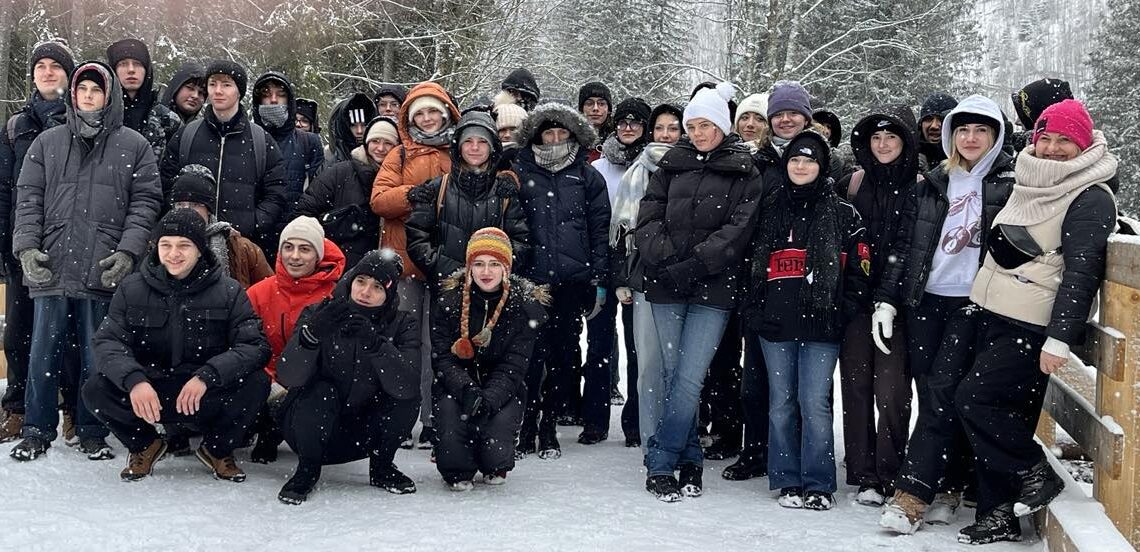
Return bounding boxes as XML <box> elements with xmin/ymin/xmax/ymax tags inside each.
<box><xmin>944</xmin><ymin>126</ymin><xmax>996</xmax><ymax>172</ymax></box>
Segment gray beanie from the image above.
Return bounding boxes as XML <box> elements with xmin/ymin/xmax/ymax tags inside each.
<box><xmin>279</xmin><ymin>216</ymin><xmax>325</xmax><ymax>260</ymax></box>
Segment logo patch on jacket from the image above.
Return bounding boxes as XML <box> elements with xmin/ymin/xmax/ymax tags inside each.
<box><xmin>858</xmin><ymin>243</ymin><xmax>871</xmax><ymax>276</ymax></box>
<box><xmin>768</xmin><ymin>249</ymin><xmax>850</xmax><ymax>281</ymax></box>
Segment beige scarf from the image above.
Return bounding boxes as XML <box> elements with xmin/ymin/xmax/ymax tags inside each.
<box><xmin>995</xmin><ymin>130</ymin><xmax>1118</xmax><ymax>227</ymax></box>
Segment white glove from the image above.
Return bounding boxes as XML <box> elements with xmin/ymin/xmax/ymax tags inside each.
<box><xmin>871</xmin><ymin>302</ymin><xmax>897</xmax><ymax>355</ymax></box>
<box><xmin>615</xmin><ymin>287</ymin><xmax>633</xmax><ymax>304</ymax></box>
<box><xmin>268</xmin><ymin>381</ymin><xmax>288</xmax><ymax>404</ymax></box>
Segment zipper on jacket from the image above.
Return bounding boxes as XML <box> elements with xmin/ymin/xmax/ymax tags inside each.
<box><xmin>472</xmin><ymin>297</ymin><xmax>490</xmax><ymax>386</ymax></box>
<box><xmin>216</xmin><ymin>134</ymin><xmax>227</xmax><ymax>214</ymax></box>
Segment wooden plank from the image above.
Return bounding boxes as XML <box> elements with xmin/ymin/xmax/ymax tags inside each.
<box><xmin>1044</xmin><ymin>375</ymin><xmax>1124</xmax><ymax>479</ymax></box>
<box><xmin>1105</xmin><ymin>236</ymin><xmax>1140</xmax><ymax>289</ymax></box>
<box><xmin>1073</xmin><ymin>322</ymin><xmax>1126</xmax><ymax>381</ymax></box>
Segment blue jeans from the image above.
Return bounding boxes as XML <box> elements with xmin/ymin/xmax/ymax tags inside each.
<box><xmin>22</xmin><ymin>296</ymin><xmax>110</xmax><ymax>441</ymax></box>
<box><xmin>632</xmin><ymin>292</ymin><xmax>663</xmax><ymax>456</ymax></box>
<box><xmin>645</xmin><ymin>303</ymin><xmax>730</xmax><ymax>476</ymax></box>
<box><xmin>759</xmin><ymin>337</ymin><xmax>839</xmax><ymax>493</ymax></box>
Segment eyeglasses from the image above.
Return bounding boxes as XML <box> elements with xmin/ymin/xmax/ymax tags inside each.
<box><xmin>617</xmin><ymin>120</ymin><xmax>643</xmax><ymax>130</ymax></box>
<box><xmin>583</xmin><ymin>99</ymin><xmax>608</xmax><ymax>110</ymax></box>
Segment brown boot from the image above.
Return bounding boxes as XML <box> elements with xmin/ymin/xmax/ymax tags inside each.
<box><xmin>0</xmin><ymin>412</ymin><xmax>23</xmax><ymax>443</ymax></box>
<box><xmin>121</xmin><ymin>438</ymin><xmax>168</xmax><ymax>481</ymax></box>
<box><xmin>879</xmin><ymin>490</ymin><xmax>927</xmax><ymax>534</ymax></box>
<box><xmin>62</xmin><ymin>410</ymin><xmax>78</xmax><ymax>446</ymax></box>
<box><xmin>195</xmin><ymin>446</ymin><xmax>247</xmax><ymax>482</ymax></box>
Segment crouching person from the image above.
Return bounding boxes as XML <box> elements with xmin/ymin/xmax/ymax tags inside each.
<box><xmin>432</xmin><ymin>228</ymin><xmax>548</xmax><ymax>491</ymax></box>
<box><xmin>84</xmin><ymin>209</ymin><xmax>271</xmax><ymax>482</ymax></box>
<box><xmin>276</xmin><ymin>250</ymin><xmax>421</xmax><ymax>504</ymax></box>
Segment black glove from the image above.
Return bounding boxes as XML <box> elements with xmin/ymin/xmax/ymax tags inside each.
<box><xmin>341</xmin><ymin>314</ymin><xmax>382</xmax><ymax>351</ymax></box>
<box><xmin>309</xmin><ymin>299</ymin><xmax>351</xmax><ymax>334</ymax></box>
<box><xmin>406</xmin><ymin>183</ymin><xmax>435</xmax><ymax>205</ymax></box>
<box><xmin>460</xmin><ymin>386</ymin><xmax>484</xmax><ymax>421</ymax></box>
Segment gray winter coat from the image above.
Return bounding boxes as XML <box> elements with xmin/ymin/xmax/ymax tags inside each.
<box><xmin>13</xmin><ymin>61</ymin><xmax>163</xmax><ymax>300</ymax></box>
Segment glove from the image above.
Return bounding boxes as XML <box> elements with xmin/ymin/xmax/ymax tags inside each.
<box><xmin>268</xmin><ymin>381</ymin><xmax>288</xmax><ymax>403</ymax></box>
<box><xmin>341</xmin><ymin>314</ymin><xmax>382</xmax><ymax>350</ymax></box>
<box><xmin>661</xmin><ymin>257</ymin><xmax>706</xmax><ymax>293</ymax></box>
<box><xmin>615</xmin><ymin>287</ymin><xmax>633</xmax><ymax>304</ymax></box>
<box><xmin>309</xmin><ymin>299</ymin><xmax>352</xmax><ymax>334</ymax></box>
<box><xmin>585</xmin><ymin>286</ymin><xmax>607</xmax><ymax>321</ymax></box>
<box><xmin>406</xmin><ymin>184</ymin><xmax>435</xmax><ymax>205</ymax></box>
<box><xmin>871</xmin><ymin>302</ymin><xmax>897</xmax><ymax>355</ymax></box>
<box><xmin>18</xmin><ymin>248</ymin><xmax>52</xmax><ymax>285</ymax></box>
<box><xmin>98</xmin><ymin>251</ymin><xmax>134</xmax><ymax>288</ymax></box>
<box><xmin>460</xmin><ymin>386</ymin><xmax>484</xmax><ymax>421</ymax></box>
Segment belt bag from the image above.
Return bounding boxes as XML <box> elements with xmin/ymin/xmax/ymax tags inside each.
<box><xmin>987</xmin><ymin>223</ymin><xmax>1051</xmax><ymax>270</ymax></box>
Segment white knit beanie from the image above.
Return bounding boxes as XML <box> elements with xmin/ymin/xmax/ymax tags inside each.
<box><xmin>735</xmin><ymin>93</ymin><xmax>770</xmax><ymax>126</ymax></box>
<box><xmin>280</xmin><ymin>216</ymin><xmax>326</xmax><ymax>260</ymax></box>
<box><xmin>407</xmin><ymin>96</ymin><xmax>449</xmax><ymax>123</ymax></box>
<box><xmin>683</xmin><ymin>82</ymin><xmax>736</xmax><ymax>135</ymax></box>
<box><xmin>495</xmin><ymin>103</ymin><xmax>527</xmax><ymax>130</ymax></box>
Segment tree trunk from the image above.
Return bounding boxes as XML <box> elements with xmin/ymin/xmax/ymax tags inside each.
<box><xmin>0</xmin><ymin>0</ymin><xmax>13</xmax><ymax>117</ymax></box>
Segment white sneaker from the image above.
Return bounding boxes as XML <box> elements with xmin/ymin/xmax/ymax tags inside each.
<box><xmin>483</xmin><ymin>472</ymin><xmax>507</xmax><ymax>485</ymax></box>
<box><xmin>879</xmin><ymin>501</ymin><xmax>922</xmax><ymax>535</ymax></box>
<box><xmin>925</xmin><ymin>492</ymin><xmax>961</xmax><ymax>525</ymax></box>
<box><xmin>447</xmin><ymin>480</ymin><xmax>474</xmax><ymax>492</ymax></box>
<box><xmin>777</xmin><ymin>488</ymin><xmax>804</xmax><ymax>509</ymax></box>
<box><xmin>856</xmin><ymin>486</ymin><xmax>886</xmax><ymax>506</ymax></box>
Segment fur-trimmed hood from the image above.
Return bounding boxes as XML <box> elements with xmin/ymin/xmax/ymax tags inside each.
<box><xmin>515</xmin><ymin>102</ymin><xmax>598</xmax><ymax>149</ymax></box>
<box><xmin>440</xmin><ymin>269</ymin><xmax>552</xmax><ymax>306</ymax></box>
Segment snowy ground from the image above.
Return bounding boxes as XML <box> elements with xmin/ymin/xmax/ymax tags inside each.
<box><xmin>0</xmin><ymin>382</ymin><xmax>1041</xmax><ymax>551</ymax></box>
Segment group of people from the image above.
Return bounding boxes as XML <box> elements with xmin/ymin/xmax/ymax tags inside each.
<box><xmin>0</xmin><ymin>36</ymin><xmax>1123</xmax><ymax>547</ymax></box>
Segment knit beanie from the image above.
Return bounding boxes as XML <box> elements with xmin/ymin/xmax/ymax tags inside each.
<box><xmin>205</xmin><ymin>59</ymin><xmax>248</xmax><ymax>98</ymax></box>
<box><xmin>919</xmin><ymin>93</ymin><xmax>957</xmax><ymax>122</ymax></box>
<box><xmin>169</xmin><ymin>164</ymin><xmax>217</xmax><ymax>212</ymax></box>
<box><xmin>452</xmin><ymin>227</ymin><xmax>514</xmax><ymax>359</ymax></box>
<box><xmin>458</xmin><ymin>123</ymin><xmax>495</xmax><ymax>147</ymax></box>
<box><xmin>577</xmin><ymin>82</ymin><xmax>613</xmax><ymax>112</ymax></box>
<box><xmin>106</xmin><ymin>38</ymin><xmax>150</xmax><ymax>70</ymax></box>
<box><xmin>365</xmin><ymin>116</ymin><xmax>399</xmax><ymax>144</ymax></box>
<box><xmin>683</xmin><ymin>81</ymin><xmax>736</xmax><ymax>136</ymax></box>
<box><xmin>501</xmin><ymin>68</ymin><xmax>540</xmax><ymax>102</ymax></box>
<box><xmin>153</xmin><ymin>208</ymin><xmax>209</xmax><ymax>258</ymax></box>
<box><xmin>374</xmin><ymin>84</ymin><xmax>409</xmax><ymax>105</ymax></box>
<box><xmin>495</xmin><ymin>103</ymin><xmax>527</xmax><ymax>130</ymax></box>
<box><xmin>407</xmin><ymin>95</ymin><xmax>449</xmax><ymax>122</ymax></box>
<box><xmin>296</xmin><ymin>98</ymin><xmax>320</xmax><ymax>133</ymax></box>
<box><xmin>1032</xmin><ymin>99</ymin><xmax>1094</xmax><ymax>151</ymax></box>
<box><xmin>74</xmin><ymin>64</ymin><xmax>109</xmax><ymax>92</ymax></box>
<box><xmin>767</xmin><ymin>80</ymin><xmax>812</xmax><ymax>121</ymax></box>
<box><xmin>784</xmin><ymin>131</ymin><xmax>831</xmax><ymax>172</ymax></box>
<box><xmin>614</xmin><ymin>97</ymin><xmax>652</xmax><ymax>125</ymax></box>
<box><xmin>1012</xmin><ymin>78</ymin><xmax>1073</xmax><ymax>129</ymax></box>
<box><xmin>279</xmin><ymin>216</ymin><xmax>326</xmax><ymax>260</ymax></box>
<box><xmin>29</xmin><ymin>39</ymin><xmax>75</xmax><ymax>78</ymax></box>
<box><xmin>350</xmin><ymin>249</ymin><xmax>402</xmax><ymax>291</ymax></box>
<box><xmin>735</xmin><ymin>93</ymin><xmax>769</xmax><ymax>125</ymax></box>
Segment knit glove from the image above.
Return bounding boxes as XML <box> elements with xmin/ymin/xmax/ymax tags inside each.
<box><xmin>406</xmin><ymin>184</ymin><xmax>435</xmax><ymax>205</ymax></box>
<box><xmin>98</xmin><ymin>251</ymin><xmax>134</xmax><ymax>288</ymax></box>
<box><xmin>615</xmin><ymin>287</ymin><xmax>633</xmax><ymax>304</ymax></box>
<box><xmin>871</xmin><ymin>302</ymin><xmax>896</xmax><ymax>355</ymax></box>
<box><xmin>341</xmin><ymin>314</ymin><xmax>383</xmax><ymax>352</ymax></box>
<box><xmin>585</xmin><ymin>286</ymin><xmax>607</xmax><ymax>321</ymax></box>
<box><xmin>460</xmin><ymin>386</ymin><xmax>484</xmax><ymax>421</ymax></box>
<box><xmin>18</xmin><ymin>249</ymin><xmax>52</xmax><ymax>285</ymax></box>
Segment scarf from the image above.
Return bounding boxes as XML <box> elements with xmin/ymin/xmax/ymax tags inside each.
<box><xmin>770</xmin><ymin>135</ymin><xmax>790</xmax><ymax>156</ymax></box>
<box><xmin>75</xmin><ymin>110</ymin><xmax>103</xmax><ymax>139</ymax></box>
<box><xmin>609</xmin><ymin>142</ymin><xmax>672</xmax><ymax>247</ymax></box>
<box><xmin>409</xmin><ymin>125</ymin><xmax>454</xmax><ymax>147</ymax></box>
<box><xmin>996</xmin><ymin>131</ymin><xmax>1118</xmax><ymax>227</ymax></box>
<box><xmin>532</xmin><ymin>141</ymin><xmax>579</xmax><ymax>173</ymax></box>
<box><xmin>600</xmin><ymin>134</ymin><xmax>644</xmax><ymax>166</ymax></box>
<box><xmin>30</xmin><ymin>93</ymin><xmax>66</xmax><ymax>128</ymax></box>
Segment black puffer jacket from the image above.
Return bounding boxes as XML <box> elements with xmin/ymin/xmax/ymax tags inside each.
<box><xmin>635</xmin><ymin>135</ymin><xmax>763</xmax><ymax>309</ymax></box>
<box><xmin>160</xmin><ymin>105</ymin><xmax>289</xmax><ymax>254</ymax></box>
<box><xmin>406</xmin><ymin>111</ymin><xmax>530</xmax><ymax>289</ymax></box>
<box><xmin>0</xmin><ymin>92</ymin><xmax>67</xmax><ymax>268</ymax></box>
<box><xmin>430</xmin><ymin>271</ymin><xmax>548</xmax><ymax>412</ymax></box>
<box><xmin>294</xmin><ymin>146</ymin><xmax>380</xmax><ymax>268</ymax></box>
<box><xmin>92</xmin><ymin>249</ymin><xmax>271</xmax><ymax>392</ymax></box>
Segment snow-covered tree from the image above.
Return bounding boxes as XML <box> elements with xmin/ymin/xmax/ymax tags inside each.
<box><xmin>1087</xmin><ymin>0</ymin><xmax>1139</xmax><ymax>216</ymax></box>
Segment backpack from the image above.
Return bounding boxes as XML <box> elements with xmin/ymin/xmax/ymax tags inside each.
<box><xmin>178</xmin><ymin>118</ymin><xmax>267</xmax><ymax>182</ymax></box>
<box><xmin>846</xmin><ymin>169</ymin><xmax>865</xmax><ymax>202</ymax></box>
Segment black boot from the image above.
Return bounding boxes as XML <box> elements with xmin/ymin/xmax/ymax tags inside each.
<box><xmin>278</xmin><ymin>462</ymin><xmax>322</xmax><ymax>505</ymax></box>
<box><xmin>679</xmin><ymin>463</ymin><xmax>703</xmax><ymax>497</ymax></box>
<box><xmin>1013</xmin><ymin>459</ymin><xmax>1065</xmax><ymax>516</ymax></box>
<box><xmin>369</xmin><ymin>457</ymin><xmax>416</xmax><ymax>494</ymax></box>
<box><xmin>250</xmin><ymin>429</ymin><xmax>282</xmax><ymax>464</ymax></box>
<box><xmin>577</xmin><ymin>427</ymin><xmax>608</xmax><ymax>445</ymax></box>
<box><xmin>703</xmin><ymin>439</ymin><xmax>740</xmax><ymax>460</ymax></box>
<box><xmin>722</xmin><ymin>456</ymin><xmax>767</xmax><ymax>481</ymax></box>
<box><xmin>646</xmin><ymin>474</ymin><xmax>682</xmax><ymax>502</ymax></box>
<box><xmin>957</xmin><ymin>503</ymin><xmax>1021</xmax><ymax>545</ymax></box>
<box><xmin>537</xmin><ymin>418</ymin><xmax>561</xmax><ymax>460</ymax></box>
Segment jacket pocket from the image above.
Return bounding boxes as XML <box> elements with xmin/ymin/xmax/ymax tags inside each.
<box><xmin>85</xmin><ymin>224</ymin><xmax>124</xmax><ymax>292</ymax></box>
<box><xmin>186</xmin><ymin>307</ymin><xmax>231</xmax><ymax>352</ymax></box>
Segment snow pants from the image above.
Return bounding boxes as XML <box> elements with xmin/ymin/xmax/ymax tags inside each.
<box><xmin>434</xmin><ymin>392</ymin><xmax>523</xmax><ymax>483</ymax></box>
<box><xmin>279</xmin><ymin>380</ymin><xmax>418</xmax><ymax>466</ymax></box>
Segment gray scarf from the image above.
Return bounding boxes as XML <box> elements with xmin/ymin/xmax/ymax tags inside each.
<box><xmin>409</xmin><ymin>125</ymin><xmax>454</xmax><ymax>147</ymax></box>
<box><xmin>257</xmin><ymin>104</ymin><xmax>290</xmax><ymax>129</ymax></box>
<box><xmin>770</xmin><ymin>135</ymin><xmax>790</xmax><ymax>156</ymax></box>
<box><xmin>532</xmin><ymin>141</ymin><xmax>579</xmax><ymax>173</ymax></box>
<box><xmin>75</xmin><ymin>110</ymin><xmax>103</xmax><ymax>139</ymax></box>
<box><xmin>610</xmin><ymin>142</ymin><xmax>671</xmax><ymax>247</ymax></box>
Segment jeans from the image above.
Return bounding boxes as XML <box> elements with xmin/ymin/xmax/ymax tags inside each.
<box><xmin>633</xmin><ymin>292</ymin><xmax>662</xmax><ymax>455</ymax></box>
<box><xmin>22</xmin><ymin>296</ymin><xmax>109</xmax><ymax>441</ymax></box>
<box><xmin>759</xmin><ymin>337</ymin><xmax>839</xmax><ymax>494</ymax></box>
<box><xmin>645</xmin><ymin>302</ymin><xmax>730</xmax><ymax>476</ymax></box>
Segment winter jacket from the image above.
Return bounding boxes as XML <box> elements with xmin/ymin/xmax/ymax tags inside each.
<box><xmin>370</xmin><ymin>83</ymin><xmax>462</xmax><ymax>280</ymax></box>
<box><xmin>120</xmin><ymin>58</ymin><xmax>182</xmax><ymax>160</ymax></box>
<box><xmin>160</xmin><ymin>105</ymin><xmax>289</xmax><ymax>255</ymax></box>
<box><xmin>327</xmin><ymin>93</ymin><xmax>378</xmax><ymax>165</ymax></box>
<box><xmin>251</xmin><ymin>72</ymin><xmax>324</xmax><ymax>207</ymax></box>
<box><xmin>13</xmin><ymin>63</ymin><xmax>163</xmax><ymax>300</ymax></box>
<box><xmin>247</xmin><ymin>239</ymin><xmax>346</xmax><ymax>381</ymax></box>
<box><xmin>405</xmin><ymin>111</ymin><xmax>531</xmax><ymax>289</ymax></box>
<box><xmin>92</xmin><ymin>248</ymin><xmax>271</xmax><ymax>392</ymax></box>
<box><xmin>294</xmin><ymin>146</ymin><xmax>380</xmax><ymax>269</ymax></box>
<box><xmin>277</xmin><ymin>273</ymin><xmax>421</xmax><ymax>408</ymax></box>
<box><xmin>205</xmin><ymin>220</ymin><xmax>273</xmax><ymax>289</ymax></box>
<box><xmin>0</xmin><ymin>92</ymin><xmax>67</xmax><ymax>268</ymax></box>
<box><xmin>635</xmin><ymin>135</ymin><xmax>762</xmax><ymax>309</ymax></box>
<box><xmin>160</xmin><ymin>61</ymin><xmax>206</xmax><ymax>124</ymax></box>
<box><xmin>430</xmin><ymin>271</ymin><xmax>549</xmax><ymax>412</ymax></box>
<box><xmin>511</xmin><ymin>103</ymin><xmax>610</xmax><ymax>286</ymax></box>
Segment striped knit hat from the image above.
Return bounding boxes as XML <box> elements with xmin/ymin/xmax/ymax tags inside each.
<box><xmin>452</xmin><ymin>227</ymin><xmax>513</xmax><ymax>360</ymax></box>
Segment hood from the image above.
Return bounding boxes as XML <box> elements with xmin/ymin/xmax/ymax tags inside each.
<box><xmin>329</xmin><ymin>248</ymin><xmax>405</xmax><ymax>321</ymax></box>
<box><xmin>296</xmin><ymin>98</ymin><xmax>320</xmax><ymax>134</ymax></box>
<box><xmin>251</xmin><ymin>71</ymin><xmax>297</xmax><ymax>130</ymax></box>
<box><xmin>515</xmin><ymin>102</ymin><xmax>598</xmax><ymax>149</ymax></box>
<box><xmin>941</xmin><ymin>95</ymin><xmax>1006</xmax><ymax>176</ymax></box>
<box><xmin>450</xmin><ymin>110</ymin><xmax>503</xmax><ymax>169</ymax></box>
<box><xmin>812</xmin><ymin>110</ymin><xmax>843</xmax><ymax>148</ymax></box>
<box><xmin>328</xmin><ymin>93</ymin><xmax>379</xmax><ymax>161</ymax></box>
<box><xmin>160</xmin><ymin>61</ymin><xmax>206</xmax><ymax>110</ymax></box>
<box><xmin>397</xmin><ymin>82</ymin><xmax>462</xmax><ymax>146</ymax></box>
<box><xmin>501</xmin><ymin>68</ymin><xmax>540</xmax><ymax>101</ymax></box>
<box><xmin>66</xmin><ymin>61</ymin><xmax>124</xmax><ymax>135</ymax></box>
<box><xmin>273</xmin><ymin>238</ymin><xmax>347</xmax><ymax>294</ymax></box>
<box><xmin>850</xmin><ymin>104</ymin><xmax>919</xmax><ymax>176</ymax></box>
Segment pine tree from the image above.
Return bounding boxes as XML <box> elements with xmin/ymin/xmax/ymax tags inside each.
<box><xmin>1087</xmin><ymin>0</ymin><xmax>1140</xmax><ymax>216</ymax></box>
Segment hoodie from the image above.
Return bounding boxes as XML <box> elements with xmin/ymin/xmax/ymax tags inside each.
<box><xmin>251</xmin><ymin>71</ymin><xmax>324</xmax><ymax>204</ymax></box>
<box><xmin>326</xmin><ymin>93</ymin><xmax>379</xmax><ymax>164</ymax></box>
<box><xmin>161</xmin><ymin>61</ymin><xmax>207</xmax><ymax>123</ymax></box>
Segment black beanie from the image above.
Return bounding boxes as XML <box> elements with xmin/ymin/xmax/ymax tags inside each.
<box><xmin>205</xmin><ymin>59</ymin><xmax>248</xmax><ymax>98</ymax></box>
<box><xmin>170</xmin><ymin>164</ymin><xmax>217</xmax><ymax>212</ymax></box>
<box><xmin>153</xmin><ymin>208</ymin><xmax>209</xmax><ymax>258</ymax></box>
<box><xmin>577</xmin><ymin>82</ymin><xmax>613</xmax><ymax>112</ymax></box>
<box><xmin>106</xmin><ymin>38</ymin><xmax>151</xmax><ymax>70</ymax></box>
<box><xmin>919</xmin><ymin>92</ymin><xmax>958</xmax><ymax>122</ymax></box>
<box><xmin>784</xmin><ymin>131</ymin><xmax>832</xmax><ymax>172</ymax></box>
<box><xmin>614</xmin><ymin>97</ymin><xmax>652</xmax><ymax>125</ymax></box>
<box><xmin>29</xmin><ymin>39</ymin><xmax>75</xmax><ymax>78</ymax></box>
<box><xmin>812</xmin><ymin>110</ymin><xmax>843</xmax><ymax>148</ymax></box>
<box><xmin>536</xmin><ymin>118</ymin><xmax>570</xmax><ymax>136</ymax></box>
<box><xmin>351</xmin><ymin>249</ymin><xmax>403</xmax><ymax>291</ymax></box>
<box><xmin>75</xmin><ymin>66</ymin><xmax>108</xmax><ymax>91</ymax></box>
<box><xmin>373</xmin><ymin>84</ymin><xmax>408</xmax><ymax>105</ymax></box>
<box><xmin>1010</xmin><ymin>78</ymin><xmax>1073</xmax><ymax>129</ymax></box>
<box><xmin>296</xmin><ymin>98</ymin><xmax>320</xmax><ymax>133</ymax></box>
<box><xmin>951</xmin><ymin>111</ymin><xmax>1001</xmax><ymax>137</ymax></box>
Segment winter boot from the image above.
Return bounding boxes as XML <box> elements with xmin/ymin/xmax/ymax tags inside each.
<box><xmin>879</xmin><ymin>490</ymin><xmax>927</xmax><ymax>535</ymax></box>
<box><xmin>370</xmin><ymin>459</ymin><xmax>416</xmax><ymax>494</ymax></box>
<box><xmin>855</xmin><ymin>485</ymin><xmax>886</xmax><ymax>507</ymax></box>
<box><xmin>679</xmin><ymin>463</ymin><xmax>703</xmax><ymax>498</ymax></box>
<box><xmin>195</xmin><ymin>446</ymin><xmax>247</xmax><ymax>482</ymax></box>
<box><xmin>278</xmin><ymin>462</ymin><xmax>322</xmax><ymax>505</ymax></box>
<box><xmin>122</xmin><ymin>438</ymin><xmax>167</xmax><ymax>481</ymax></box>
<box><xmin>79</xmin><ymin>436</ymin><xmax>115</xmax><ymax>460</ymax></box>
<box><xmin>925</xmin><ymin>492</ymin><xmax>962</xmax><ymax>525</ymax></box>
<box><xmin>803</xmin><ymin>491</ymin><xmax>834</xmax><ymax>511</ymax></box>
<box><xmin>9</xmin><ymin>435</ymin><xmax>50</xmax><ymax>461</ymax></box>
<box><xmin>722</xmin><ymin>456</ymin><xmax>767</xmax><ymax>481</ymax></box>
<box><xmin>0</xmin><ymin>412</ymin><xmax>24</xmax><ymax>443</ymax></box>
<box><xmin>610</xmin><ymin>386</ymin><xmax>625</xmax><ymax>406</ymax></box>
<box><xmin>417</xmin><ymin>426</ymin><xmax>436</xmax><ymax>450</ymax></box>
<box><xmin>1013</xmin><ymin>459</ymin><xmax>1065</xmax><ymax>517</ymax></box>
<box><xmin>646</xmin><ymin>474</ymin><xmax>682</xmax><ymax>503</ymax></box>
<box><xmin>957</xmin><ymin>503</ymin><xmax>1021</xmax><ymax>545</ymax></box>
<box><xmin>483</xmin><ymin>470</ymin><xmax>508</xmax><ymax>486</ymax></box>
<box><xmin>515</xmin><ymin>419</ymin><xmax>537</xmax><ymax>459</ymax></box>
<box><xmin>624</xmin><ymin>435</ymin><xmax>641</xmax><ymax>448</ymax></box>
<box><xmin>537</xmin><ymin>420</ymin><xmax>561</xmax><ymax>460</ymax></box>
<box><xmin>577</xmin><ymin>428</ymin><xmax>608</xmax><ymax>445</ymax></box>
<box><xmin>447</xmin><ymin>479</ymin><xmax>474</xmax><ymax>492</ymax></box>
<box><xmin>250</xmin><ymin>429</ymin><xmax>282</xmax><ymax>464</ymax></box>
<box><xmin>702</xmin><ymin>439</ymin><xmax>740</xmax><ymax>460</ymax></box>
<box><xmin>777</xmin><ymin>487</ymin><xmax>804</xmax><ymax>509</ymax></box>
<box><xmin>61</xmin><ymin>410</ymin><xmax>78</xmax><ymax>447</ymax></box>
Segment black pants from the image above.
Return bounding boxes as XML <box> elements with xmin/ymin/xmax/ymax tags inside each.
<box><xmin>895</xmin><ymin>302</ymin><xmax>979</xmax><ymax>503</ymax></box>
<box><xmin>619</xmin><ymin>303</ymin><xmax>639</xmax><ymax>440</ymax></box>
<box><xmin>522</xmin><ymin>283</ymin><xmax>589</xmax><ymax>439</ymax></box>
<box><xmin>435</xmin><ymin>393</ymin><xmax>523</xmax><ymax>483</ymax></box>
<box><xmin>279</xmin><ymin>380</ymin><xmax>418</xmax><ymax>466</ymax></box>
<box><xmin>582</xmin><ymin>290</ymin><xmax>618</xmax><ymax>433</ymax></box>
<box><xmin>702</xmin><ymin>313</ymin><xmax>744</xmax><ymax>447</ymax></box>
<box><xmin>83</xmin><ymin>371</ymin><xmax>269</xmax><ymax>456</ymax></box>
<box><xmin>957</xmin><ymin>312</ymin><xmax>1049</xmax><ymax>516</ymax></box>
<box><xmin>839</xmin><ymin>312</ymin><xmax>910</xmax><ymax>489</ymax></box>
<box><xmin>738</xmin><ymin>326</ymin><xmax>770</xmax><ymax>465</ymax></box>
